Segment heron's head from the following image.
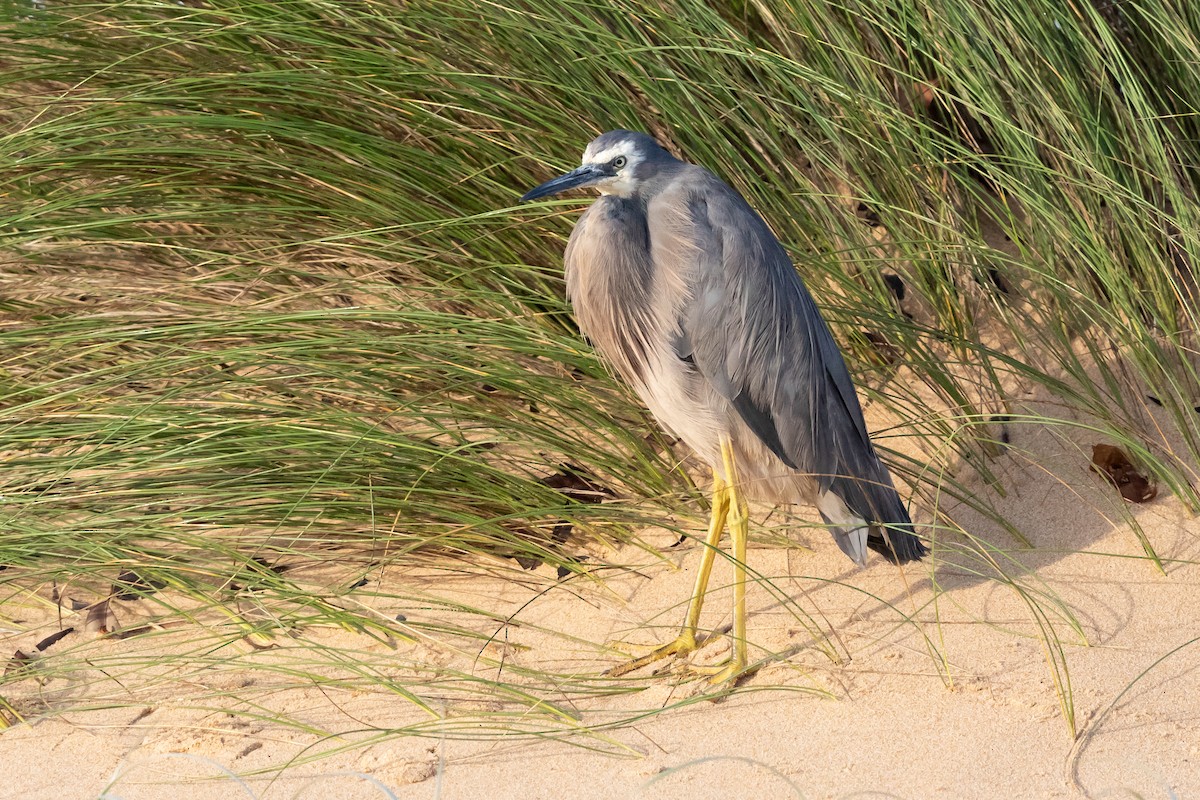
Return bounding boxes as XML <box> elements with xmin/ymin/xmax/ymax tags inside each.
<box><xmin>520</xmin><ymin>130</ymin><xmax>674</xmax><ymax>202</ymax></box>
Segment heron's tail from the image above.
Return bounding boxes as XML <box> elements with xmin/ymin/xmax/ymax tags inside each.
<box><xmin>817</xmin><ymin>487</ymin><xmax>926</xmax><ymax>566</ymax></box>
<box><xmin>867</xmin><ymin>520</ymin><xmax>926</xmax><ymax>564</ymax></box>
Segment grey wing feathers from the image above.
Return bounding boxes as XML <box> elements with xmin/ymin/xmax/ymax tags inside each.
<box><xmin>564</xmin><ymin>197</ymin><xmax>659</xmax><ymax>387</ymax></box>
<box><xmin>669</xmin><ymin>173</ymin><xmax>924</xmax><ymax>563</ymax></box>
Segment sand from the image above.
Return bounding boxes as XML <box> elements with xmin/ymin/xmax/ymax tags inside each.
<box><xmin>4</xmin><ymin>416</ymin><xmax>1200</xmax><ymax>800</ymax></box>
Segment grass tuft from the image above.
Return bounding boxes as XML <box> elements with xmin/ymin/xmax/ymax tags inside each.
<box><xmin>3</xmin><ymin>0</ymin><xmax>1200</xmax><ymax>747</ymax></box>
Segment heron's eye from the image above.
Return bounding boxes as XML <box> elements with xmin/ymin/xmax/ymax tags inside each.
<box><xmin>612</xmin><ymin>156</ymin><xmax>627</xmax><ymax>169</ymax></box>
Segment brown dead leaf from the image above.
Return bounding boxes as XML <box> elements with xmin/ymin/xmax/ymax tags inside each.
<box><xmin>5</xmin><ymin>651</ymin><xmax>34</xmax><ymax>677</ymax></box>
<box><xmin>538</xmin><ymin>464</ymin><xmax>615</xmax><ymax>505</ymax></box>
<box><xmin>111</xmin><ymin>570</ymin><xmax>167</xmax><ymax>601</ymax></box>
<box><xmin>862</xmin><ymin>330</ymin><xmax>902</xmax><ymax>367</ymax></box>
<box><xmin>84</xmin><ymin>599</ymin><xmax>118</xmax><ymax>635</ymax></box>
<box><xmin>228</xmin><ymin>557</ymin><xmax>289</xmax><ymax>593</ymax></box>
<box><xmin>511</xmin><ymin>464</ymin><xmax>614</xmax><ymax>571</ymax></box>
<box><xmin>1091</xmin><ymin>444</ymin><xmax>1158</xmax><ymax>503</ymax></box>
<box><xmin>34</xmin><ymin>628</ymin><xmax>74</xmax><ymax>652</ymax></box>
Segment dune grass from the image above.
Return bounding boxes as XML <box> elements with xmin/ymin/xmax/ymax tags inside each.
<box><xmin>2</xmin><ymin>0</ymin><xmax>1199</xmax><ymax>747</ymax></box>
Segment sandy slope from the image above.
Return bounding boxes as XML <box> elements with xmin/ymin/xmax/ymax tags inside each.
<box><xmin>4</xmin><ymin>418</ymin><xmax>1200</xmax><ymax>800</ymax></box>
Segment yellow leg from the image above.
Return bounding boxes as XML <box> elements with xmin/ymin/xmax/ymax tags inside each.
<box><xmin>605</xmin><ymin>476</ymin><xmax>730</xmax><ymax>677</ymax></box>
<box><xmin>681</xmin><ymin>475</ymin><xmax>729</xmax><ymax>639</ymax></box>
<box><xmin>706</xmin><ymin>437</ymin><xmax>749</xmax><ymax>684</ymax></box>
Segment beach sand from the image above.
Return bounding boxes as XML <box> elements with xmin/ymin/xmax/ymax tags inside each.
<box><xmin>4</xmin><ymin>414</ymin><xmax>1199</xmax><ymax>800</ymax></box>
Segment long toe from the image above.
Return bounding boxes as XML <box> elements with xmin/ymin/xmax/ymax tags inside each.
<box><xmin>604</xmin><ymin>632</ymin><xmax>703</xmax><ymax>677</ymax></box>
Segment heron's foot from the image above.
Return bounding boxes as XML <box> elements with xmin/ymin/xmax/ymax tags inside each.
<box><xmin>674</xmin><ymin>635</ymin><xmax>756</xmax><ymax>686</ymax></box>
<box><xmin>693</xmin><ymin>657</ymin><xmax>752</xmax><ymax>687</ymax></box>
<box><xmin>604</xmin><ymin>632</ymin><xmax>701</xmax><ymax>677</ymax></box>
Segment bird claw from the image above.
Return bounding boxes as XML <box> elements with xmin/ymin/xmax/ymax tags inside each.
<box><xmin>605</xmin><ymin>632</ymin><xmax>755</xmax><ymax>686</ymax></box>
<box><xmin>604</xmin><ymin>632</ymin><xmax>702</xmax><ymax>677</ymax></box>
<box><xmin>692</xmin><ymin>659</ymin><xmax>751</xmax><ymax>687</ymax></box>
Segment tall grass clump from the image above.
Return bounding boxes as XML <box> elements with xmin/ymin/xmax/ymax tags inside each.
<box><xmin>2</xmin><ymin>0</ymin><xmax>1199</xmax><ymax>742</ymax></box>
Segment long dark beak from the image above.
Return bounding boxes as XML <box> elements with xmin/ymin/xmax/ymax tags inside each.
<box><xmin>520</xmin><ymin>164</ymin><xmax>606</xmax><ymax>202</ymax></box>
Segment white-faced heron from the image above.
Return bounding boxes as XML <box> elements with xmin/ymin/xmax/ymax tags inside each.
<box><xmin>521</xmin><ymin>130</ymin><xmax>926</xmax><ymax>682</ymax></box>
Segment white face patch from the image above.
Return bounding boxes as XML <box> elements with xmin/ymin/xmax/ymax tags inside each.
<box><xmin>579</xmin><ymin>143</ymin><xmax>643</xmax><ymax>197</ymax></box>
<box><xmin>582</xmin><ymin>144</ymin><xmax>626</xmax><ymax>164</ymax></box>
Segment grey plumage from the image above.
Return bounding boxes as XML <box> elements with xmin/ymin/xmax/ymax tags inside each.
<box><xmin>523</xmin><ymin>130</ymin><xmax>924</xmax><ymax>566</ymax></box>
<box><xmin>521</xmin><ymin>130</ymin><xmax>923</xmax><ymax>680</ymax></box>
